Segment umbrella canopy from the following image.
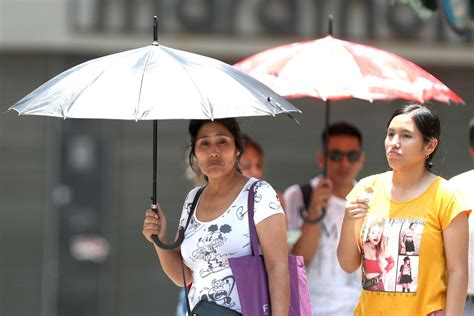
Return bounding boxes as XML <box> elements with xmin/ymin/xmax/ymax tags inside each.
<box><xmin>234</xmin><ymin>35</ymin><xmax>463</xmax><ymax>104</ymax></box>
<box><xmin>11</xmin><ymin>44</ymin><xmax>300</xmax><ymax>120</ymax></box>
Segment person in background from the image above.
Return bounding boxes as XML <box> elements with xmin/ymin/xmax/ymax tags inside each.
<box><xmin>283</xmin><ymin>122</ymin><xmax>365</xmax><ymax>315</ymax></box>
<box><xmin>449</xmin><ymin>118</ymin><xmax>474</xmax><ymax>316</ymax></box>
<box><xmin>338</xmin><ymin>104</ymin><xmax>470</xmax><ymax>315</ymax></box>
<box><xmin>240</xmin><ymin>134</ymin><xmax>285</xmax><ymax>209</ymax></box>
<box><xmin>144</xmin><ymin>118</ymin><xmax>290</xmax><ymax>315</ymax></box>
<box><xmin>240</xmin><ymin>134</ymin><xmax>264</xmax><ymax>179</ymax></box>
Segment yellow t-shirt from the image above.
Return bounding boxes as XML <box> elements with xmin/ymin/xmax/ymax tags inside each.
<box><xmin>346</xmin><ymin>172</ymin><xmax>470</xmax><ymax>316</ymax></box>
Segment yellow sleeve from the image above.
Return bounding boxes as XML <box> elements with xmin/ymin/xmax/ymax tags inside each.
<box><xmin>438</xmin><ymin>183</ymin><xmax>472</xmax><ymax>231</ymax></box>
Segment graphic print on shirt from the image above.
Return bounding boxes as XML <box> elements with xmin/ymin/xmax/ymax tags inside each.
<box><xmin>361</xmin><ymin>216</ymin><xmax>424</xmax><ymax>293</ymax></box>
<box><xmin>180</xmin><ymin>199</ymin><xmax>205</xmax><ymax>239</ymax></box>
<box><xmin>197</xmin><ymin>275</ymin><xmax>237</xmax><ymax>308</ymax></box>
<box><xmin>192</xmin><ymin>224</ymin><xmax>235</xmax><ymax>278</ymax></box>
<box><xmin>234</xmin><ymin>205</ymin><xmax>246</xmax><ymax>220</ymax></box>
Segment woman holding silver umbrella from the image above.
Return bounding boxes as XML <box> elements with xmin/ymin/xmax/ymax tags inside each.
<box><xmin>143</xmin><ymin>118</ymin><xmax>290</xmax><ymax>315</ymax></box>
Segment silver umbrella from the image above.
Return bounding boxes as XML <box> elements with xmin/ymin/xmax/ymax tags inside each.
<box><xmin>9</xmin><ymin>17</ymin><xmax>300</xmax><ymax>249</ymax></box>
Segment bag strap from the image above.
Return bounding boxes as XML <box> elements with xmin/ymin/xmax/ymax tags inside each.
<box><xmin>247</xmin><ymin>180</ymin><xmax>262</xmax><ymax>256</ymax></box>
<box><xmin>181</xmin><ymin>185</ymin><xmax>206</xmax><ymax>315</ymax></box>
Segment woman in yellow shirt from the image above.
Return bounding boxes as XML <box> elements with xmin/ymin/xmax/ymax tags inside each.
<box><xmin>337</xmin><ymin>104</ymin><xmax>470</xmax><ymax>315</ymax></box>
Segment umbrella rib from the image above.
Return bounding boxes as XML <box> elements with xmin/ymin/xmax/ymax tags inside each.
<box><xmin>225</xmin><ymin>67</ymin><xmax>281</xmax><ymax>116</ymax></box>
<box><xmin>62</xmin><ymin>69</ymin><xmax>107</xmax><ymax>117</ymax></box>
<box><xmin>161</xmin><ymin>47</ymin><xmax>214</xmax><ymax>119</ymax></box>
<box><xmin>136</xmin><ymin>47</ymin><xmax>155</xmax><ymax>120</ymax></box>
<box><xmin>337</xmin><ymin>41</ymin><xmax>373</xmax><ymax>102</ymax></box>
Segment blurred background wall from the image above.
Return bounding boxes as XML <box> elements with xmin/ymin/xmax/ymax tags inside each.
<box><xmin>0</xmin><ymin>1</ymin><xmax>473</xmax><ymax>315</ymax></box>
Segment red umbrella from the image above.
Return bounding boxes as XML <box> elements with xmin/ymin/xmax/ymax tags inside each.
<box><xmin>234</xmin><ymin>36</ymin><xmax>463</xmax><ymax>105</ymax></box>
<box><xmin>234</xmin><ymin>19</ymin><xmax>463</xmax><ymax>222</ymax></box>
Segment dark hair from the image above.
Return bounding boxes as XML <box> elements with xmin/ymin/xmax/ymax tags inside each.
<box><xmin>387</xmin><ymin>104</ymin><xmax>441</xmax><ymax>170</ymax></box>
<box><xmin>188</xmin><ymin>118</ymin><xmax>244</xmax><ymax>174</ymax></box>
<box><xmin>322</xmin><ymin>121</ymin><xmax>363</xmax><ymax>147</ymax></box>
<box><xmin>469</xmin><ymin>118</ymin><xmax>474</xmax><ymax>148</ymax></box>
<box><xmin>403</xmin><ymin>256</ymin><xmax>410</xmax><ymax>262</ymax></box>
<box><xmin>242</xmin><ymin>134</ymin><xmax>264</xmax><ymax>157</ymax></box>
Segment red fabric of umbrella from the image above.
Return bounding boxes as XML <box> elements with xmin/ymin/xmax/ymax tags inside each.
<box><xmin>234</xmin><ymin>35</ymin><xmax>463</xmax><ymax>104</ymax></box>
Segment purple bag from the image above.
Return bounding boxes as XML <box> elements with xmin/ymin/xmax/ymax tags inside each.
<box><xmin>228</xmin><ymin>181</ymin><xmax>313</xmax><ymax>316</ymax></box>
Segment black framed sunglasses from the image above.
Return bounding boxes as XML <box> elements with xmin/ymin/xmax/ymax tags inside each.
<box><xmin>327</xmin><ymin>150</ymin><xmax>362</xmax><ymax>162</ymax></box>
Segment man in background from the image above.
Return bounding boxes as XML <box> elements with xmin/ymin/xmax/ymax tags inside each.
<box><xmin>284</xmin><ymin>122</ymin><xmax>365</xmax><ymax>316</ymax></box>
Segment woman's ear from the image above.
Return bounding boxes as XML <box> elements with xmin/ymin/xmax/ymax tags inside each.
<box><xmin>425</xmin><ymin>138</ymin><xmax>439</xmax><ymax>156</ymax></box>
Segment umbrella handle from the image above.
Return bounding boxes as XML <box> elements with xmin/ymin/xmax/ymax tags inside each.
<box><xmin>299</xmin><ymin>207</ymin><xmax>326</xmax><ymax>224</ymax></box>
<box><xmin>150</xmin><ymin>202</ymin><xmax>184</xmax><ymax>250</ymax></box>
<box><xmin>151</xmin><ymin>228</ymin><xmax>185</xmax><ymax>250</ymax></box>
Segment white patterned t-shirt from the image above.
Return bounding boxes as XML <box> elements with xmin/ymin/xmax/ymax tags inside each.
<box><xmin>179</xmin><ymin>177</ymin><xmax>284</xmax><ymax>313</ymax></box>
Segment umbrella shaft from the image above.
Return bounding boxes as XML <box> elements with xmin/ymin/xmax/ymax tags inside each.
<box><xmin>323</xmin><ymin>100</ymin><xmax>331</xmax><ymax>178</ymax></box>
<box><xmin>152</xmin><ymin>120</ymin><xmax>157</xmax><ymax>205</ymax></box>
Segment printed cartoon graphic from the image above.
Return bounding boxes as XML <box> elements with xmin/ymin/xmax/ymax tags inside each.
<box><xmin>192</xmin><ymin>224</ymin><xmax>233</xmax><ymax>277</ymax></box>
<box><xmin>199</xmin><ymin>275</ymin><xmax>237</xmax><ymax>308</ymax></box>
<box><xmin>253</xmin><ymin>181</ymin><xmax>266</xmax><ymax>203</ymax></box>
<box><xmin>184</xmin><ymin>216</ymin><xmax>205</xmax><ymax>239</ymax></box>
<box><xmin>235</xmin><ymin>206</ymin><xmax>246</xmax><ymax>220</ymax></box>
<box><xmin>181</xmin><ymin>201</ymin><xmax>205</xmax><ymax>239</ymax></box>
<box><xmin>269</xmin><ymin>201</ymin><xmax>280</xmax><ymax>210</ymax></box>
<box><xmin>361</xmin><ymin>216</ymin><xmax>425</xmax><ymax>293</ymax></box>
<box><xmin>362</xmin><ymin>218</ymin><xmax>395</xmax><ymax>291</ymax></box>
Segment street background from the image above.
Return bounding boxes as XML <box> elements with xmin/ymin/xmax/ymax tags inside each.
<box><xmin>0</xmin><ymin>1</ymin><xmax>473</xmax><ymax>315</ymax></box>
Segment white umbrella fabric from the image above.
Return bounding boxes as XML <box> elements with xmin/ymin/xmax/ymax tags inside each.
<box><xmin>11</xmin><ymin>45</ymin><xmax>299</xmax><ymax>120</ymax></box>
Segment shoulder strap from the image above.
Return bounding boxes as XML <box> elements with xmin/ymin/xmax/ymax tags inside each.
<box><xmin>182</xmin><ymin>185</ymin><xmax>206</xmax><ymax>231</ymax></box>
<box><xmin>181</xmin><ymin>185</ymin><xmax>205</xmax><ymax>315</ymax></box>
<box><xmin>299</xmin><ymin>182</ymin><xmax>312</xmax><ymax>211</ymax></box>
<box><xmin>247</xmin><ymin>180</ymin><xmax>262</xmax><ymax>256</ymax></box>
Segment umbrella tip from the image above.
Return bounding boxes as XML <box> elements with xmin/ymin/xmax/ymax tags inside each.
<box><xmin>290</xmin><ymin>115</ymin><xmax>300</xmax><ymax>125</ymax></box>
<box><xmin>328</xmin><ymin>15</ymin><xmax>333</xmax><ymax>36</ymax></box>
<box><xmin>267</xmin><ymin>96</ymin><xmax>300</xmax><ymax>125</ymax></box>
<box><xmin>153</xmin><ymin>16</ymin><xmax>158</xmax><ymax>44</ymax></box>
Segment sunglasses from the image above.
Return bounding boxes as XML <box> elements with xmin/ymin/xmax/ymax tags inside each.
<box><xmin>327</xmin><ymin>150</ymin><xmax>362</xmax><ymax>162</ymax></box>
